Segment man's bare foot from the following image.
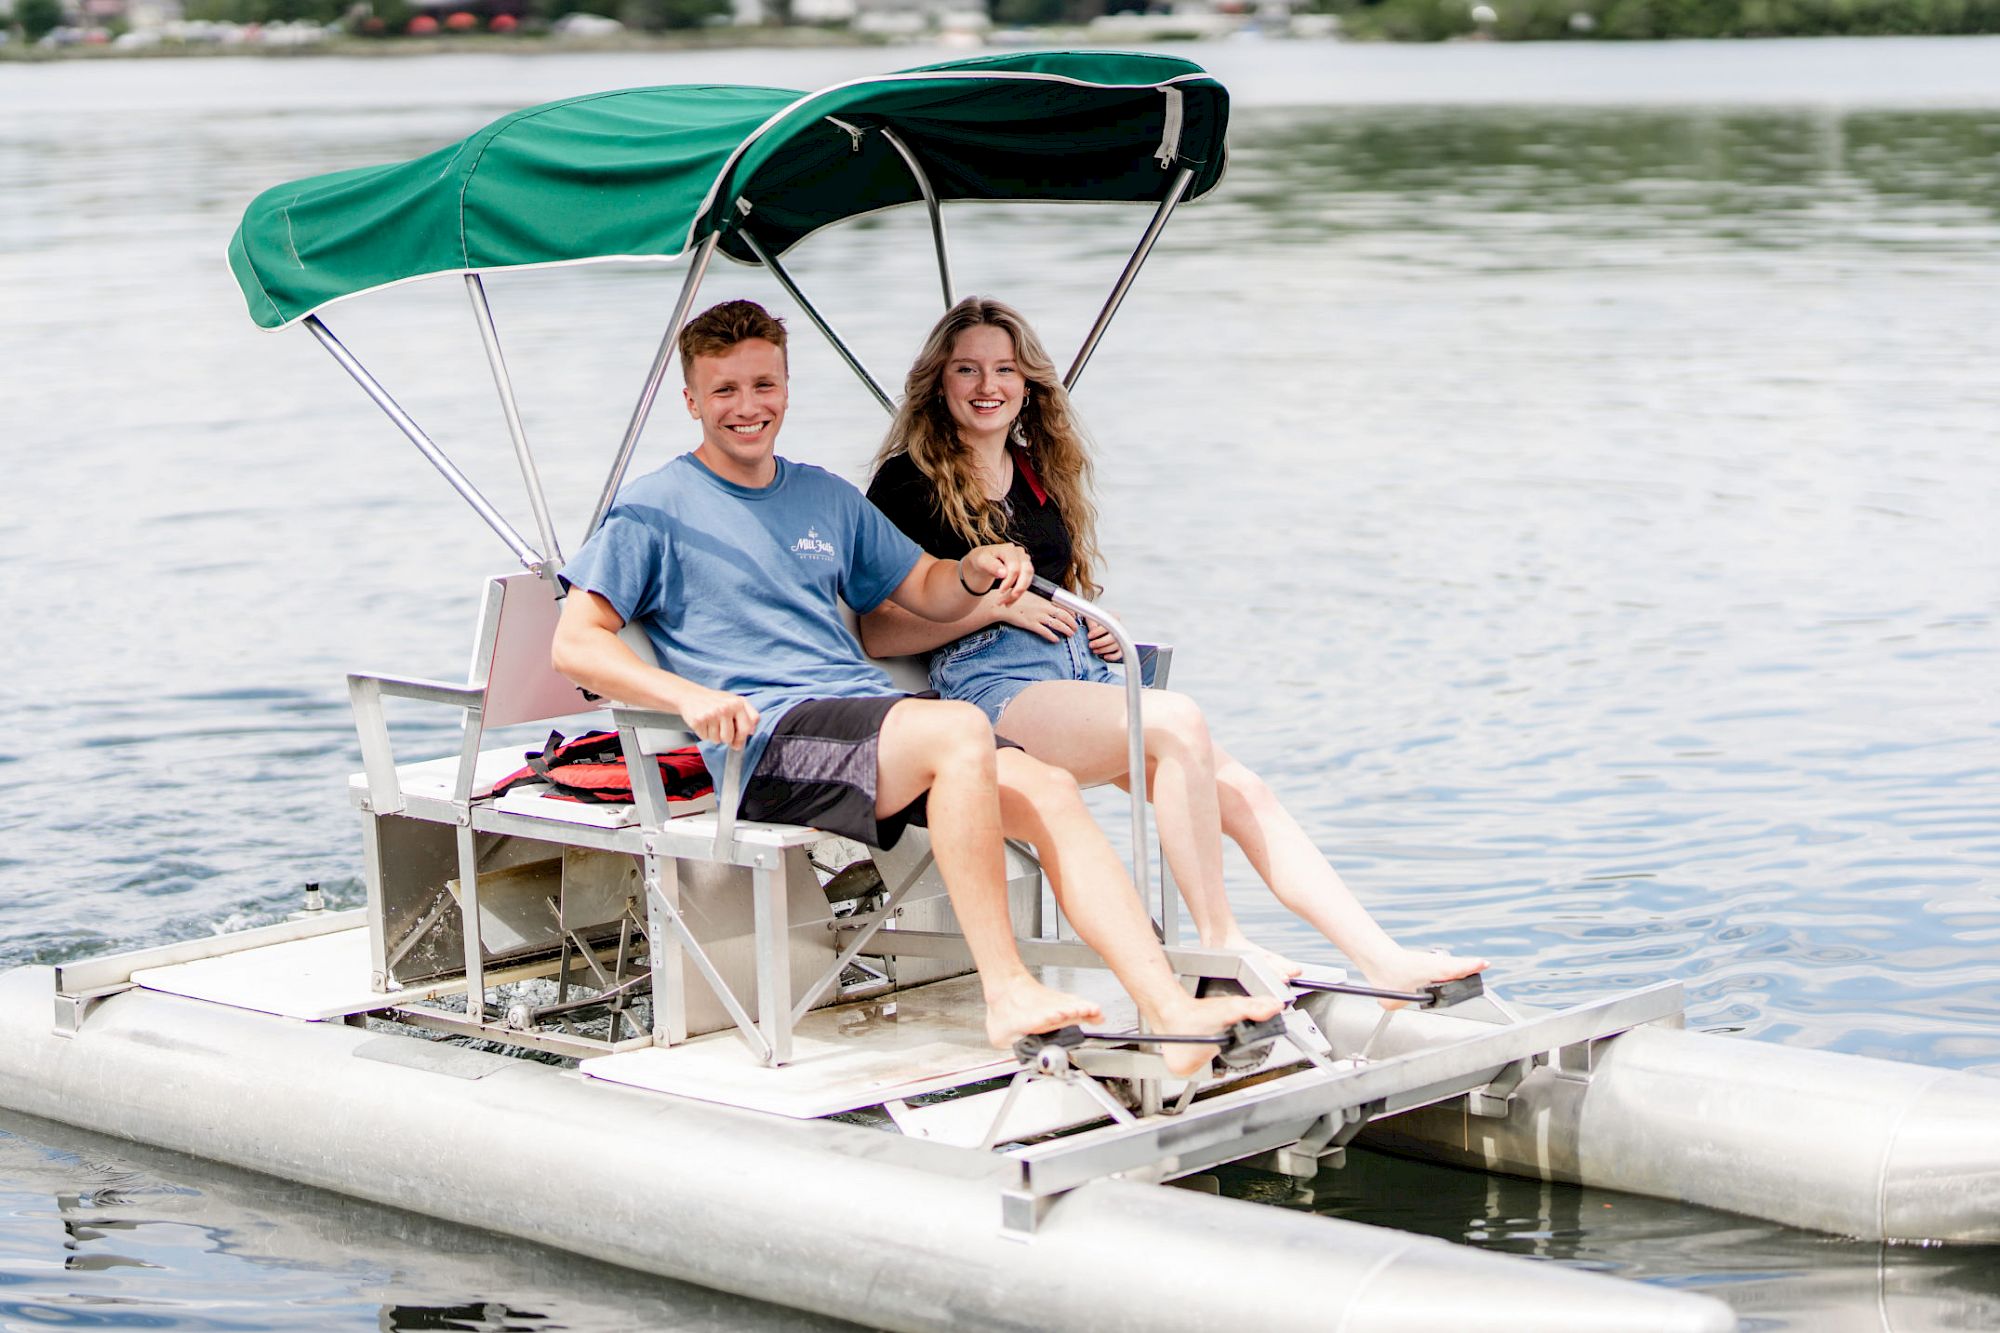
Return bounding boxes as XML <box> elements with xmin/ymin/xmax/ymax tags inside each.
<box><xmin>983</xmin><ymin>975</ymin><xmax>1104</xmax><ymax>1050</ymax></box>
<box><xmin>1143</xmin><ymin>992</ymin><xmax>1285</xmax><ymax>1078</ymax></box>
<box><xmin>1360</xmin><ymin>947</ymin><xmax>1488</xmax><ymax>1010</ymax></box>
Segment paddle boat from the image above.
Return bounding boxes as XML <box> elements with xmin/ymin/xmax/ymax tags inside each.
<box><xmin>2</xmin><ymin>50</ymin><xmax>1993</xmax><ymax>1333</ymax></box>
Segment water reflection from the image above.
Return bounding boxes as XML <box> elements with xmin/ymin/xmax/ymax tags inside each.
<box><xmin>0</xmin><ymin>1112</ymin><xmax>860</xmax><ymax>1332</ymax></box>
<box><xmin>1223</xmin><ymin>1150</ymin><xmax>2000</xmax><ymax>1331</ymax></box>
<box><xmin>1217</xmin><ymin>106</ymin><xmax>2000</xmax><ymax>260</ymax></box>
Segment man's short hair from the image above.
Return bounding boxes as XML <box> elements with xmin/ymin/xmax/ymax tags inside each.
<box><xmin>679</xmin><ymin>300</ymin><xmax>788</xmax><ymax>378</ymax></box>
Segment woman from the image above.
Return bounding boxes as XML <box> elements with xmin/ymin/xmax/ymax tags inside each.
<box><xmin>861</xmin><ymin>297</ymin><xmax>1485</xmax><ymax>999</ymax></box>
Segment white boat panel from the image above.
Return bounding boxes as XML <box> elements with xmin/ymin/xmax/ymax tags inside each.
<box><xmin>129</xmin><ymin>926</ymin><xmax>528</xmax><ymax>1021</ymax></box>
<box><xmin>585</xmin><ymin>969</ymin><xmax>1135</xmax><ymax>1118</ymax></box>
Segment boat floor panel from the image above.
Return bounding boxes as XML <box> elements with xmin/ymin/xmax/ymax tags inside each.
<box><xmin>581</xmin><ymin>967</ymin><xmax>1136</xmax><ymax>1119</ymax></box>
<box><xmin>130</xmin><ymin>927</ymin><xmax>524</xmax><ymax>1021</ymax></box>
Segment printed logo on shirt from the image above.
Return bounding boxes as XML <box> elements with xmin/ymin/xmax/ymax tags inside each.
<box><xmin>791</xmin><ymin>526</ymin><xmax>836</xmax><ymax>562</ymax></box>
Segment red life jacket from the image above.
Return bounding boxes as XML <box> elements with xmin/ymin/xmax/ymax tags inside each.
<box><xmin>487</xmin><ymin>730</ymin><xmax>714</xmax><ymax>807</ymax></box>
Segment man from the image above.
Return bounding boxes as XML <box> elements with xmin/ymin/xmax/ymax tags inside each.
<box><xmin>552</xmin><ymin>300</ymin><xmax>1276</xmax><ymax>1071</ymax></box>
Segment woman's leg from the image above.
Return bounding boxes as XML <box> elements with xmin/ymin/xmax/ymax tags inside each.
<box><xmin>996</xmin><ymin>681</ymin><xmax>1295</xmax><ymax>972</ymax></box>
<box><xmin>1212</xmin><ymin>746</ymin><xmax>1486</xmax><ymax>996</ymax></box>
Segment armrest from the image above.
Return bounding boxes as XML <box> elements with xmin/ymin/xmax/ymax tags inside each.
<box><xmin>347</xmin><ymin>671</ymin><xmax>488</xmax><ymax>816</ymax></box>
<box><xmin>1134</xmin><ymin>643</ymin><xmax>1173</xmax><ymax>689</ymax></box>
<box><xmin>611</xmin><ymin>706</ymin><xmax>745</xmax><ymax>860</ymax></box>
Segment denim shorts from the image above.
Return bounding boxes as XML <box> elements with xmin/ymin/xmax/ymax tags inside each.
<box><xmin>929</xmin><ymin>623</ymin><xmax>1122</xmax><ymax>728</ymax></box>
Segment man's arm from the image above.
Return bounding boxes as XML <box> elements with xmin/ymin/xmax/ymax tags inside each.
<box><xmin>875</xmin><ymin>544</ymin><xmax>1032</xmax><ymax>629</ymax></box>
<box><xmin>551</xmin><ymin>588</ymin><xmax>758</xmax><ymax>748</ymax></box>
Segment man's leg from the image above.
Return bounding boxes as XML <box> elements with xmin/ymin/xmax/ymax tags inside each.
<box><xmin>874</xmin><ymin>698</ymin><xmax>1103</xmax><ymax>1046</ymax></box>
<box><xmin>991</xmin><ymin>748</ymin><xmax>1280</xmax><ymax>1077</ymax></box>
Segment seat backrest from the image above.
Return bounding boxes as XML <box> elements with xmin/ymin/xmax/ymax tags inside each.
<box><xmin>475</xmin><ymin>572</ymin><xmax>631</xmax><ymax>728</ymax></box>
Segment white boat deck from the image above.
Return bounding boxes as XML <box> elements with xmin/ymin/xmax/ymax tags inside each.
<box><xmin>129</xmin><ymin>926</ymin><xmax>545</xmax><ymax>1021</ymax></box>
<box><xmin>582</xmin><ymin>967</ymin><xmax>1137</xmax><ymax>1119</ymax></box>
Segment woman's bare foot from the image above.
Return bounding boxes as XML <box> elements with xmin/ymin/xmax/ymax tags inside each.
<box><xmin>983</xmin><ymin>975</ymin><xmax>1104</xmax><ymax>1050</ymax></box>
<box><xmin>1359</xmin><ymin>947</ymin><xmax>1488</xmax><ymax>1010</ymax></box>
<box><xmin>1214</xmin><ymin>934</ymin><xmax>1303</xmax><ymax>981</ymax></box>
<box><xmin>1143</xmin><ymin>992</ymin><xmax>1285</xmax><ymax>1078</ymax></box>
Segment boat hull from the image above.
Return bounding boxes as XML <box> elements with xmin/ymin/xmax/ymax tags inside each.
<box><xmin>1304</xmin><ymin>992</ymin><xmax>2000</xmax><ymax>1244</ymax></box>
<box><xmin>0</xmin><ymin>966</ymin><xmax>1733</xmax><ymax>1332</ymax></box>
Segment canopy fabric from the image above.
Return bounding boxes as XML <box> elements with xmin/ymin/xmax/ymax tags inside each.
<box><xmin>228</xmin><ymin>50</ymin><xmax>1228</xmax><ymax>330</ymax></box>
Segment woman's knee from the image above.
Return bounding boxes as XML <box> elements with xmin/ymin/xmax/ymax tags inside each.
<box><xmin>999</xmin><ymin>749</ymin><xmax>1084</xmax><ymax>811</ymax></box>
<box><xmin>1215</xmin><ymin>749</ymin><xmax>1278</xmax><ymax>815</ymax></box>
<box><xmin>1141</xmin><ymin>690</ymin><xmax>1211</xmax><ymax>758</ymax></box>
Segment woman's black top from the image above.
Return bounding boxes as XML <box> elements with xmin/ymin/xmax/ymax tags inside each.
<box><xmin>865</xmin><ymin>450</ymin><xmax>1075</xmax><ymax>588</ymax></box>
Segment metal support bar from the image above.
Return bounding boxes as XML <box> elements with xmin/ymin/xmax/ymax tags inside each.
<box><xmin>754</xmin><ymin>859</ymin><xmax>793</xmax><ymax>1066</ymax></box>
<box><xmin>586</xmin><ymin>232</ymin><xmax>720</xmax><ymax>541</ymax></box>
<box><xmin>880</xmin><ymin>128</ymin><xmax>953</xmax><ymax>308</ymax></box>
<box><xmin>738</xmin><ymin>227</ymin><xmax>896</xmax><ymax>415</ymax></box>
<box><xmin>466</xmin><ymin>274</ymin><xmax>564</xmax><ymax>568</ymax></box>
<box><xmin>1033</xmin><ymin>578</ymin><xmax>1150</xmax><ymax>913</ymax></box>
<box><xmin>643</xmin><ymin>867</ymin><xmax>772</xmax><ymax>1063</ymax></box>
<box><xmin>304</xmin><ymin>315</ymin><xmax>543</xmax><ymax>570</ymax></box>
<box><xmin>1063</xmin><ymin>167</ymin><xmax>1195</xmax><ymax>395</ymax></box>
<box><xmin>790</xmin><ymin>850</ymin><xmax>932</xmax><ymax>1026</ymax></box>
<box><xmin>1008</xmin><ymin>982</ymin><xmax>1685</xmax><ymax>1201</ymax></box>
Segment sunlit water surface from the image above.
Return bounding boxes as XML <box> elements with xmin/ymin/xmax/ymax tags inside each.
<box><xmin>3</xmin><ymin>36</ymin><xmax>1998</xmax><ymax>1331</ymax></box>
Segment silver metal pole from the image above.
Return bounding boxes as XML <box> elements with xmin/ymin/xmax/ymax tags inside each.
<box><xmin>585</xmin><ymin>232</ymin><xmax>720</xmax><ymax>541</ymax></box>
<box><xmin>304</xmin><ymin>315</ymin><xmax>542</xmax><ymax>571</ymax></box>
<box><xmin>466</xmin><ymin>274</ymin><xmax>564</xmax><ymax>568</ymax></box>
<box><xmin>880</xmin><ymin>127</ymin><xmax>953</xmax><ymax>308</ymax></box>
<box><xmin>1063</xmin><ymin>167</ymin><xmax>1195</xmax><ymax>394</ymax></box>
<box><xmin>1034</xmin><ymin>578</ymin><xmax>1150</xmax><ymax>916</ymax></box>
<box><xmin>738</xmin><ymin>229</ymin><xmax>897</xmax><ymax>416</ymax></box>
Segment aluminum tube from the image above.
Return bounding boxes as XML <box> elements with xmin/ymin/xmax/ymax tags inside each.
<box><xmin>1063</xmin><ymin>167</ymin><xmax>1194</xmax><ymax>394</ymax></box>
<box><xmin>880</xmin><ymin>128</ymin><xmax>953</xmax><ymax>307</ymax></box>
<box><xmin>738</xmin><ymin>229</ymin><xmax>895</xmax><ymax>415</ymax></box>
<box><xmin>305</xmin><ymin>316</ymin><xmax>541</xmax><ymax>569</ymax></box>
<box><xmin>1034</xmin><ymin>577</ymin><xmax>1150</xmax><ymax>918</ymax></box>
<box><xmin>0</xmin><ymin>968</ymin><xmax>1733</xmax><ymax>1333</ymax></box>
<box><xmin>466</xmin><ymin>274</ymin><xmax>563</xmax><ymax>566</ymax></box>
<box><xmin>586</xmin><ymin>233</ymin><xmax>719</xmax><ymax>541</ymax></box>
<box><xmin>1303</xmin><ymin>990</ymin><xmax>2000</xmax><ymax>1245</ymax></box>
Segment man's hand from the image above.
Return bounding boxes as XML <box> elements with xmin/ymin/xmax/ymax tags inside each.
<box><xmin>958</xmin><ymin>543</ymin><xmax>1034</xmax><ymax>606</ymax></box>
<box><xmin>681</xmin><ymin>684</ymin><xmax>759</xmax><ymax>749</ymax></box>
<box><xmin>996</xmin><ymin>590</ymin><xmax>1079</xmax><ymax>643</ymax></box>
<box><xmin>1086</xmin><ymin>615</ymin><xmax>1123</xmax><ymax>662</ymax></box>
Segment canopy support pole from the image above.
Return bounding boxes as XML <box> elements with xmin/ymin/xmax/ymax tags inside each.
<box><xmin>739</xmin><ymin>228</ymin><xmax>896</xmax><ymax>416</ymax></box>
<box><xmin>1063</xmin><ymin>167</ymin><xmax>1195</xmax><ymax>395</ymax></box>
<box><xmin>586</xmin><ymin>232</ymin><xmax>721</xmax><ymax>542</ymax></box>
<box><xmin>466</xmin><ymin>274</ymin><xmax>564</xmax><ymax>570</ymax></box>
<box><xmin>304</xmin><ymin>314</ymin><xmax>544</xmax><ymax>572</ymax></box>
<box><xmin>879</xmin><ymin>127</ymin><xmax>953</xmax><ymax>308</ymax></box>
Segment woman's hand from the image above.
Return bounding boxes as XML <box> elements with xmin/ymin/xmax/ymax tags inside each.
<box><xmin>996</xmin><ymin>591</ymin><xmax>1080</xmax><ymax>643</ymax></box>
<box><xmin>1085</xmin><ymin>616</ymin><xmax>1123</xmax><ymax>662</ymax></box>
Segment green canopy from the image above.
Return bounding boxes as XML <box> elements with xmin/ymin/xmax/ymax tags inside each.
<box><xmin>228</xmin><ymin>50</ymin><xmax>1228</xmax><ymax>331</ymax></box>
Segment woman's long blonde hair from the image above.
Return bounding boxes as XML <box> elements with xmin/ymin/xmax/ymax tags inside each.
<box><xmin>875</xmin><ymin>297</ymin><xmax>1102</xmax><ymax>597</ymax></box>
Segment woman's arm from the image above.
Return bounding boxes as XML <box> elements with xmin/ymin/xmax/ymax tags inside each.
<box><xmin>860</xmin><ymin>595</ymin><xmax>995</xmax><ymax>657</ymax></box>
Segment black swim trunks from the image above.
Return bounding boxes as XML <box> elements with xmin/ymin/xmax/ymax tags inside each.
<box><xmin>739</xmin><ymin>693</ymin><xmax>1020</xmax><ymax>849</ymax></box>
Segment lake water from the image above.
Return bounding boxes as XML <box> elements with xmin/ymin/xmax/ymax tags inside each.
<box><xmin>3</xmin><ymin>34</ymin><xmax>1998</xmax><ymax>1331</ymax></box>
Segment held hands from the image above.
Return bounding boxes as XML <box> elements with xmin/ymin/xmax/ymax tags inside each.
<box><xmin>958</xmin><ymin>543</ymin><xmax>1034</xmax><ymax>606</ymax></box>
<box><xmin>681</xmin><ymin>684</ymin><xmax>759</xmax><ymax>750</ymax></box>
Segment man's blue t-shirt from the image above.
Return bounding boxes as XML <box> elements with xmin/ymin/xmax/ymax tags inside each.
<box><xmin>559</xmin><ymin>452</ymin><xmax>925</xmax><ymax>790</ymax></box>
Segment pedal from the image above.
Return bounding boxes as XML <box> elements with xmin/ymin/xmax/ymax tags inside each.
<box><xmin>1425</xmin><ymin>974</ymin><xmax>1484</xmax><ymax>1008</ymax></box>
<box><xmin>1012</xmin><ymin>1025</ymin><xmax>1089</xmax><ymax>1068</ymax></box>
<box><xmin>1214</xmin><ymin>1014</ymin><xmax>1287</xmax><ymax>1071</ymax></box>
